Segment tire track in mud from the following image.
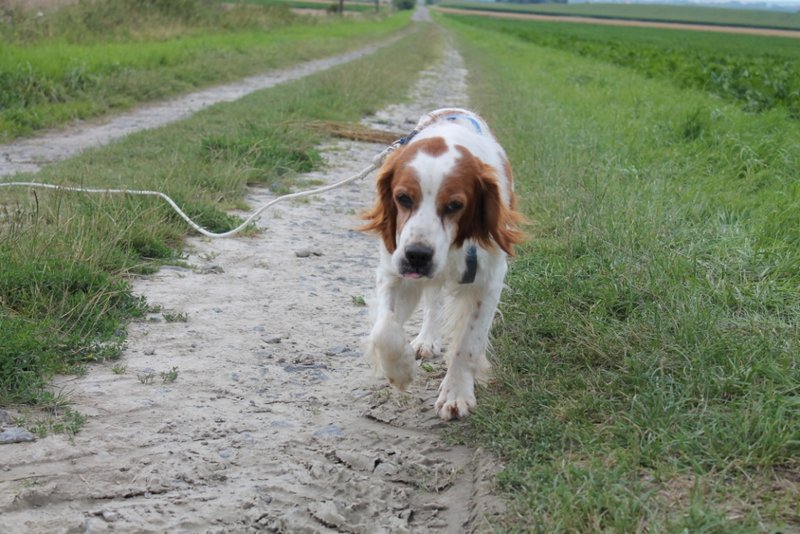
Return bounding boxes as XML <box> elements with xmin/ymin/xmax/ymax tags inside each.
<box><xmin>0</xmin><ymin>32</ymin><xmax>505</xmax><ymax>533</ymax></box>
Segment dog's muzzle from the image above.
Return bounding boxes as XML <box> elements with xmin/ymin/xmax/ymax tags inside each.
<box><xmin>400</xmin><ymin>243</ymin><xmax>434</xmax><ymax>279</ymax></box>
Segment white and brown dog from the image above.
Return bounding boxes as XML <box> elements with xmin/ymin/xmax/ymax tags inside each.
<box><xmin>361</xmin><ymin>108</ymin><xmax>525</xmax><ymax>420</ymax></box>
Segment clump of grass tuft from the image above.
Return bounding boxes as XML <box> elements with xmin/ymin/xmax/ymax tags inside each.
<box><xmin>0</xmin><ymin>240</ymin><xmax>146</xmax><ymax>404</ymax></box>
<box><xmin>162</xmin><ymin>311</ymin><xmax>188</xmax><ymax>323</ymax></box>
<box><xmin>137</xmin><ymin>370</ymin><xmax>156</xmax><ymax>385</ymax></box>
<box><xmin>160</xmin><ymin>366</ymin><xmax>179</xmax><ymax>384</ymax></box>
<box><xmin>14</xmin><ymin>404</ymin><xmax>87</xmax><ymax>441</ymax></box>
<box><xmin>200</xmin><ymin>123</ymin><xmax>323</xmax><ymax>184</ymax></box>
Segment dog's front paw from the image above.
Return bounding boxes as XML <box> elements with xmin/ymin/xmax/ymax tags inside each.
<box><xmin>367</xmin><ymin>321</ymin><xmax>416</xmax><ymax>391</ymax></box>
<box><xmin>411</xmin><ymin>336</ymin><xmax>445</xmax><ymax>361</ymax></box>
<box><xmin>435</xmin><ymin>370</ymin><xmax>476</xmax><ymax>420</ymax></box>
<box><xmin>384</xmin><ymin>344</ymin><xmax>416</xmax><ymax>391</ymax></box>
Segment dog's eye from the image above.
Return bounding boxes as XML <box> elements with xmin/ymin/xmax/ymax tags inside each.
<box><xmin>396</xmin><ymin>193</ymin><xmax>413</xmax><ymax>209</ymax></box>
<box><xmin>444</xmin><ymin>201</ymin><xmax>464</xmax><ymax>215</ymax></box>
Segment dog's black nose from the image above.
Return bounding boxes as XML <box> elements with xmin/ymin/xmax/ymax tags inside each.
<box><xmin>405</xmin><ymin>244</ymin><xmax>434</xmax><ymax>270</ymax></box>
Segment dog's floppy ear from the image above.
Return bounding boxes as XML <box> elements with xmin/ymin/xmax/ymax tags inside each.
<box><xmin>470</xmin><ymin>161</ymin><xmax>526</xmax><ymax>256</ymax></box>
<box><xmin>360</xmin><ymin>152</ymin><xmax>399</xmax><ymax>253</ymax></box>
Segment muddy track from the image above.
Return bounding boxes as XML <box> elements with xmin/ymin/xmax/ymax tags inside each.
<box><xmin>0</xmin><ymin>22</ymin><xmax>504</xmax><ymax>534</ymax></box>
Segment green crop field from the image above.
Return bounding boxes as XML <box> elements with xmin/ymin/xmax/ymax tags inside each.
<box><xmin>439</xmin><ymin>11</ymin><xmax>800</xmax><ymax>531</ymax></box>
<box><xmin>439</xmin><ymin>1</ymin><xmax>800</xmax><ymax>31</ymax></box>
<box><xmin>450</xmin><ymin>15</ymin><xmax>800</xmax><ymax>118</ymax></box>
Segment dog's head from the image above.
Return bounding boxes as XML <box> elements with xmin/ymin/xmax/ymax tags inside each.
<box><xmin>361</xmin><ymin>133</ymin><xmax>524</xmax><ymax>280</ymax></box>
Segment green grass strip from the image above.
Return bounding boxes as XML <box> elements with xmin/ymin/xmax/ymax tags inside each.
<box><xmin>441</xmin><ymin>15</ymin><xmax>800</xmax><ymax>532</ymax></box>
<box><xmin>0</xmin><ymin>9</ymin><xmax>410</xmax><ymax>140</ymax></box>
<box><xmin>0</xmin><ymin>22</ymin><xmax>442</xmax><ymax>405</ymax></box>
<box><xmin>236</xmin><ymin>0</ymin><xmax>385</xmax><ymax>13</ymax></box>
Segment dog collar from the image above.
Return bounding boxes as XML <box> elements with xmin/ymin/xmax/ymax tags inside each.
<box><xmin>459</xmin><ymin>245</ymin><xmax>478</xmax><ymax>284</ymax></box>
<box><xmin>397</xmin><ymin>129</ymin><xmax>419</xmax><ymax>146</ymax></box>
<box><xmin>397</xmin><ymin>114</ymin><xmax>482</xmax><ymax>147</ymax></box>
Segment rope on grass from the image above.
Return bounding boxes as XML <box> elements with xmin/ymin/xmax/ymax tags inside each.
<box><xmin>0</xmin><ymin>143</ymin><xmax>398</xmax><ymax>239</ymax></box>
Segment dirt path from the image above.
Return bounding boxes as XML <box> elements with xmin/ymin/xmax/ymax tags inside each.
<box><xmin>437</xmin><ymin>6</ymin><xmax>800</xmax><ymax>39</ymax></box>
<box><xmin>0</xmin><ymin>30</ymin><xmax>504</xmax><ymax>533</ymax></box>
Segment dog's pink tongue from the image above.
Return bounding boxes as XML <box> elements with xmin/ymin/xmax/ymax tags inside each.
<box><xmin>404</xmin><ymin>272</ymin><xmax>422</xmax><ymax>279</ymax></box>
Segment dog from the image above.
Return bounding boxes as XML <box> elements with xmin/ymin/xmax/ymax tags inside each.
<box><xmin>361</xmin><ymin>108</ymin><xmax>525</xmax><ymax>420</ymax></box>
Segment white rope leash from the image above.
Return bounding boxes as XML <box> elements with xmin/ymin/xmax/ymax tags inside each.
<box><xmin>0</xmin><ymin>143</ymin><xmax>397</xmax><ymax>238</ymax></box>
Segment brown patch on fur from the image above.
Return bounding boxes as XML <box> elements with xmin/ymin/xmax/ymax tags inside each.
<box><xmin>418</xmin><ymin>136</ymin><xmax>447</xmax><ymax>158</ymax></box>
<box><xmin>391</xmin><ymin>165</ymin><xmax>422</xmax><ymax>238</ymax></box>
<box><xmin>360</xmin><ymin>137</ymin><xmax>447</xmax><ymax>252</ymax></box>
<box><xmin>437</xmin><ymin>145</ymin><xmax>525</xmax><ymax>256</ymax></box>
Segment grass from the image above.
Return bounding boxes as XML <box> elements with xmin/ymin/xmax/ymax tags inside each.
<box><xmin>0</xmin><ymin>0</ymin><xmax>409</xmax><ymax>140</ymax></box>
<box><xmin>137</xmin><ymin>370</ymin><xmax>157</xmax><ymax>385</ymax></box>
<box><xmin>162</xmin><ymin>311</ymin><xmax>188</xmax><ymax>323</ymax></box>
<box><xmin>160</xmin><ymin>366</ymin><xmax>179</xmax><ymax>384</ymax></box>
<box><xmin>235</xmin><ymin>0</ymin><xmax>385</xmax><ymax>13</ymax></box>
<box><xmin>440</xmin><ymin>13</ymin><xmax>800</xmax><ymax>532</ymax></box>
<box><xmin>0</xmin><ymin>250</ymin><xmax>148</xmax><ymax>403</ymax></box>
<box><xmin>449</xmin><ymin>15</ymin><xmax>800</xmax><ymax>119</ymax></box>
<box><xmin>438</xmin><ymin>1</ymin><xmax>800</xmax><ymax>31</ymax></box>
<box><xmin>0</xmin><ymin>21</ymin><xmax>441</xmax><ymax>407</ymax></box>
<box><xmin>13</xmin><ymin>406</ymin><xmax>87</xmax><ymax>440</ymax></box>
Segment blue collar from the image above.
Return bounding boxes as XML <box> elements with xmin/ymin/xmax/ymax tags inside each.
<box><xmin>397</xmin><ymin>114</ymin><xmax>483</xmax><ymax>147</ymax></box>
<box><xmin>445</xmin><ymin>114</ymin><xmax>483</xmax><ymax>135</ymax></box>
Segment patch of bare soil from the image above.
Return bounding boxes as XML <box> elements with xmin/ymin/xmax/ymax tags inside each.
<box><xmin>436</xmin><ymin>6</ymin><xmax>800</xmax><ymax>39</ymax></box>
<box><xmin>0</xmin><ymin>32</ymin><xmax>504</xmax><ymax>532</ymax></box>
